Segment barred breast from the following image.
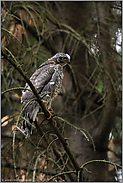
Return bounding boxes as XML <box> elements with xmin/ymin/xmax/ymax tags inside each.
<box><xmin>46</xmin><ymin>65</ymin><xmax>64</xmax><ymax>109</ymax></box>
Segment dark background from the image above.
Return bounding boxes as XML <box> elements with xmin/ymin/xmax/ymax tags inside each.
<box><xmin>1</xmin><ymin>1</ymin><xmax>122</xmax><ymax>182</ymax></box>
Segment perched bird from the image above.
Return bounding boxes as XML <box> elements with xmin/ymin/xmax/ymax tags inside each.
<box><xmin>21</xmin><ymin>53</ymin><xmax>70</xmax><ymax>137</ymax></box>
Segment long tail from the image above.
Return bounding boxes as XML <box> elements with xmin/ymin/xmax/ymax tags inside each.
<box><xmin>21</xmin><ymin>103</ymin><xmax>40</xmax><ymax>137</ymax></box>
<box><xmin>22</xmin><ymin>114</ymin><xmax>33</xmax><ymax>137</ymax></box>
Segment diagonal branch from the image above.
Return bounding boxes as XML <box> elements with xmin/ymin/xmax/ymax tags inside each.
<box><xmin>2</xmin><ymin>48</ymin><xmax>81</xmax><ymax>178</ymax></box>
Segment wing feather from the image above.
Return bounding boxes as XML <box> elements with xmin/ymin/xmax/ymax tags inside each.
<box><xmin>21</xmin><ymin>64</ymin><xmax>57</xmax><ymax>104</ymax></box>
<box><xmin>21</xmin><ymin>61</ymin><xmax>59</xmax><ymax>136</ymax></box>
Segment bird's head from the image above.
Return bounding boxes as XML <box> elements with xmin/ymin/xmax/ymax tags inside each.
<box><xmin>49</xmin><ymin>53</ymin><xmax>70</xmax><ymax>66</ymax></box>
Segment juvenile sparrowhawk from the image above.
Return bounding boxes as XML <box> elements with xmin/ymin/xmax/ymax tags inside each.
<box><xmin>21</xmin><ymin>53</ymin><xmax>70</xmax><ymax>137</ymax></box>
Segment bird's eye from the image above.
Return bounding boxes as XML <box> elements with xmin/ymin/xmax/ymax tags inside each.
<box><xmin>58</xmin><ymin>56</ymin><xmax>68</xmax><ymax>63</ymax></box>
<box><xmin>63</xmin><ymin>57</ymin><xmax>68</xmax><ymax>60</ymax></box>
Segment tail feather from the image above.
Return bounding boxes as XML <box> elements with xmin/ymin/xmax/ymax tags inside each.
<box><xmin>22</xmin><ymin>105</ymin><xmax>40</xmax><ymax>137</ymax></box>
<box><xmin>22</xmin><ymin>115</ymin><xmax>33</xmax><ymax>137</ymax></box>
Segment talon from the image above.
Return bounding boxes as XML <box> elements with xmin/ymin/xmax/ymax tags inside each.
<box><xmin>47</xmin><ymin>111</ymin><xmax>53</xmax><ymax>120</ymax></box>
<box><xmin>54</xmin><ymin>120</ymin><xmax>57</xmax><ymax>127</ymax></box>
<box><xmin>46</xmin><ymin>111</ymin><xmax>56</xmax><ymax>127</ymax></box>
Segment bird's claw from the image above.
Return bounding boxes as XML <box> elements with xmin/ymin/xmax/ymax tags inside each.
<box><xmin>46</xmin><ymin>112</ymin><xmax>57</xmax><ymax>127</ymax></box>
<box><xmin>47</xmin><ymin>111</ymin><xmax>53</xmax><ymax>120</ymax></box>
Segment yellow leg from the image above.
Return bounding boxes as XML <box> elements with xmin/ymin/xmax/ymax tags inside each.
<box><xmin>52</xmin><ymin>117</ymin><xmax>56</xmax><ymax>127</ymax></box>
<box><xmin>43</xmin><ymin>105</ymin><xmax>57</xmax><ymax>127</ymax></box>
<box><xmin>47</xmin><ymin>111</ymin><xmax>53</xmax><ymax>120</ymax></box>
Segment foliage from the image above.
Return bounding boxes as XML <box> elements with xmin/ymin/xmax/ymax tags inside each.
<box><xmin>1</xmin><ymin>1</ymin><xmax>122</xmax><ymax>182</ymax></box>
